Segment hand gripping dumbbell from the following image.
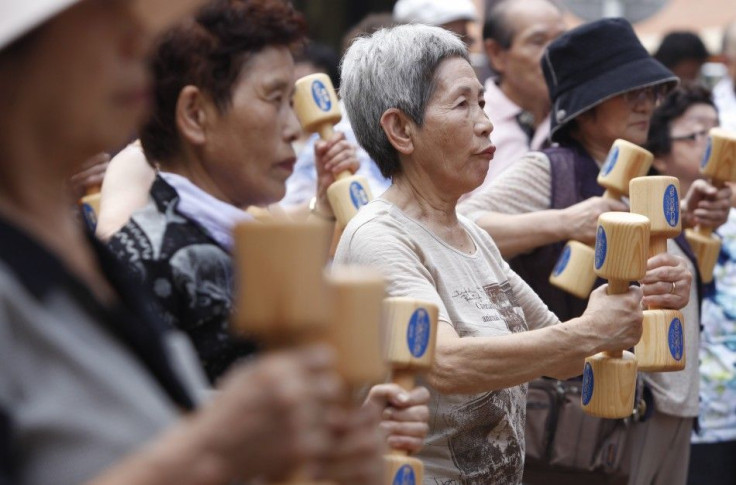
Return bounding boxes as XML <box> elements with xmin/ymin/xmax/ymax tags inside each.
<box><xmin>581</xmin><ymin>212</ymin><xmax>650</xmax><ymax>419</ymax></box>
<box><xmin>550</xmin><ymin>139</ymin><xmax>653</xmax><ymax>299</ymax></box>
<box><xmin>685</xmin><ymin>127</ymin><xmax>736</xmax><ymax>283</ymax></box>
<box><xmin>293</xmin><ymin>73</ymin><xmax>373</xmax><ymax>227</ymax></box>
<box><xmin>629</xmin><ymin>176</ymin><xmax>685</xmax><ymax>372</ymax></box>
<box><xmin>323</xmin><ymin>265</ymin><xmax>387</xmax><ymax>390</ymax></box>
<box><xmin>232</xmin><ymin>219</ymin><xmax>332</xmax><ymax>484</ymax></box>
<box><xmin>381</xmin><ymin>297</ymin><xmax>439</xmax><ymax>485</ymax></box>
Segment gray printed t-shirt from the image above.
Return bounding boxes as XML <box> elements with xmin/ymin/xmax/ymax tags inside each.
<box><xmin>335</xmin><ymin>198</ymin><xmax>559</xmax><ymax>484</ymax></box>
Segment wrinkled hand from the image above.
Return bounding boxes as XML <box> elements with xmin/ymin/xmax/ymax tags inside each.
<box><xmin>314</xmin><ymin>132</ymin><xmax>361</xmax><ymax>217</ymax></box>
<box><xmin>69</xmin><ymin>152</ymin><xmax>110</xmax><ymax>200</ymax></box>
<box><xmin>681</xmin><ymin>179</ymin><xmax>732</xmax><ymax>229</ymax></box>
<box><xmin>563</xmin><ymin>196</ymin><xmax>628</xmax><ymax>244</ymax></box>
<box><xmin>640</xmin><ymin>253</ymin><xmax>692</xmax><ymax>310</ymax></box>
<box><xmin>583</xmin><ymin>284</ymin><xmax>643</xmax><ymax>353</ymax></box>
<box><xmin>193</xmin><ymin>344</ymin><xmax>345</xmax><ymax>482</ymax></box>
<box><xmin>364</xmin><ymin>383</ymin><xmax>430</xmax><ymax>454</ymax></box>
<box><xmin>313</xmin><ymin>403</ymin><xmax>383</xmax><ymax>485</ymax></box>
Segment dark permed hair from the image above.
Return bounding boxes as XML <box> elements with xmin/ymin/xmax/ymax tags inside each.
<box><xmin>140</xmin><ymin>0</ymin><xmax>307</xmax><ymax>164</ymax></box>
<box><xmin>645</xmin><ymin>82</ymin><xmax>716</xmax><ymax>158</ymax></box>
<box><xmin>654</xmin><ymin>31</ymin><xmax>709</xmax><ymax>70</ymax></box>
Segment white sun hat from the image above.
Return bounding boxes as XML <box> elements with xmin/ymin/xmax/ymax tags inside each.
<box><xmin>0</xmin><ymin>0</ymin><xmax>207</xmax><ymax>51</ymax></box>
<box><xmin>393</xmin><ymin>0</ymin><xmax>478</xmax><ymax>26</ymax></box>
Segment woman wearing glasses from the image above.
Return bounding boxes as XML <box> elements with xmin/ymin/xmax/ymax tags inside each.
<box><xmin>457</xmin><ymin>19</ymin><xmax>724</xmax><ymax>485</ymax></box>
<box><xmin>646</xmin><ymin>83</ymin><xmax>735</xmax><ymax>485</ymax></box>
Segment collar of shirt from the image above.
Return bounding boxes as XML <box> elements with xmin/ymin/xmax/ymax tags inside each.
<box><xmin>484</xmin><ymin>77</ymin><xmax>524</xmax><ymax>122</ymax></box>
<box><xmin>158</xmin><ymin>172</ymin><xmax>253</xmax><ymax>252</ymax></box>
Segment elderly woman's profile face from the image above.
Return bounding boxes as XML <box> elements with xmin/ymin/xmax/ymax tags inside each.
<box><xmin>200</xmin><ymin>46</ymin><xmax>301</xmax><ymax>207</ymax></box>
<box><xmin>409</xmin><ymin>57</ymin><xmax>494</xmax><ymax>196</ymax></box>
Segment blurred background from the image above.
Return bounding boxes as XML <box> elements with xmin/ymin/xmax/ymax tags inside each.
<box><xmin>294</xmin><ymin>0</ymin><xmax>735</xmax><ymax>87</ymax></box>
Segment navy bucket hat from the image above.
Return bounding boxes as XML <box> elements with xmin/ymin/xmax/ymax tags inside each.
<box><xmin>542</xmin><ymin>17</ymin><xmax>679</xmax><ymax>141</ymax></box>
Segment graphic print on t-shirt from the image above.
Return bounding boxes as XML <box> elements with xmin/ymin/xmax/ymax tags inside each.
<box><xmin>483</xmin><ymin>281</ymin><xmax>526</xmax><ymax>333</ymax></box>
<box><xmin>450</xmin><ymin>281</ymin><xmax>527</xmax><ymax>334</ymax></box>
<box><xmin>444</xmin><ymin>387</ymin><xmax>525</xmax><ymax>484</ymax></box>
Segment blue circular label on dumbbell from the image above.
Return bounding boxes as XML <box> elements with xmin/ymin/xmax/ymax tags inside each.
<box><xmin>81</xmin><ymin>203</ymin><xmax>97</xmax><ymax>231</ymax></box>
<box><xmin>663</xmin><ymin>184</ymin><xmax>679</xmax><ymax>227</ymax></box>
<box><xmin>594</xmin><ymin>226</ymin><xmax>607</xmax><ymax>270</ymax></box>
<box><xmin>668</xmin><ymin>317</ymin><xmax>684</xmax><ymax>361</ymax></box>
<box><xmin>601</xmin><ymin>146</ymin><xmax>619</xmax><ymax>176</ymax></box>
<box><xmin>311</xmin><ymin>80</ymin><xmax>332</xmax><ymax>112</ymax></box>
<box><xmin>349</xmin><ymin>181</ymin><xmax>370</xmax><ymax>209</ymax></box>
<box><xmin>582</xmin><ymin>362</ymin><xmax>594</xmax><ymax>405</ymax></box>
<box><xmin>701</xmin><ymin>137</ymin><xmax>712</xmax><ymax>168</ymax></box>
<box><xmin>407</xmin><ymin>308</ymin><xmax>431</xmax><ymax>358</ymax></box>
<box><xmin>392</xmin><ymin>465</ymin><xmax>416</xmax><ymax>485</ymax></box>
<box><xmin>553</xmin><ymin>244</ymin><xmax>572</xmax><ymax>276</ymax></box>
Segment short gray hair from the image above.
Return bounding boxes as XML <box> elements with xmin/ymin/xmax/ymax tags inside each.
<box><xmin>340</xmin><ymin>24</ymin><xmax>468</xmax><ymax>178</ymax></box>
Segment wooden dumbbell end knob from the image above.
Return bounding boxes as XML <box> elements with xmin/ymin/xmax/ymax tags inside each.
<box><xmin>597</xmin><ymin>139</ymin><xmax>653</xmax><ymax>196</ymax></box>
<box><xmin>325</xmin><ymin>265</ymin><xmax>386</xmax><ymax>386</ymax></box>
<box><xmin>293</xmin><ymin>73</ymin><xmax>342</xmax><ymax>135</ymax></box>
<box><xmin>549</xmin><ymin>241</ymin><xmax>597</xmax><ymax>299</ymax></box>
<box><xmin>629</xmin><ymin>175</ymin><xmax>682</xmax><ymax>239</ymax></box>
<box><xmin>385</xmin><ymin>455</ymin><xmax>424</xmax><ymax>485</ymax></box>
<box><xmin>700</xmin><ymin>127</ymin><xmax>736</xmax><ymax>183</ymax></box>
<box><xmin>326</xmin><ymin>174</ymin><xmax>374</xmax><ymax>226</ymax></box>
<box><xmin>232</xmin><ymin>220</ymin><xmax>332</xmax><ymax>340</ymax></box>
<box><xmin>635</xmin><ymin>310</ymin><xmax>686</xmax><ymax>372</ymax></box>
<box><xmin>79</xmin><ymin>192</ymin><xmax>101</xmax><ymax>229</ymax></box>
<box><xmin>581</xmin><ymin>351</ymin><xmax>637</xmax><ymax>419</ymax></box>
<box><xmin>383</xmin><ymin>297</ymin><xmax>439</xmax><ymax>373</ymax></box>
<box><xmin>594</xmin><ymin>212</ymin><xmax>650</xmax><ymax>284</ymax></box>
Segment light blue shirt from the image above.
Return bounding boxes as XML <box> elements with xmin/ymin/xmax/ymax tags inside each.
<box><xmin>281</xmin><ymin>104</ymin><xmax>391</xmax><ymax>207</ymax></box>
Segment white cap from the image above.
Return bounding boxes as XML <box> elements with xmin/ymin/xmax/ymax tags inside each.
<box><xmin>0</xmin><ymin>0</ymin><xmax>207</xmax><ymax>51</ymax></box>
<box><xmin>393</xmin><ymin>0</ymin><xmax>478</xmax><ymax>26</ymax></box>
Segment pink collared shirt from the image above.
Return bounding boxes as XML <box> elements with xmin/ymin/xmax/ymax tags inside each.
<box><xmin>466</xmin><ymin>78</ymin><xmax>550</xmax><ymax>197</ymax></box>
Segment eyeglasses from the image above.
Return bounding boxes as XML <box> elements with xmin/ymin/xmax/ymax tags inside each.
<box><xmin>670</xmin><ymin>129</ymin><xmax>710</xmax><ymax>143</ymax></box>
<box><xmin>623</xmin><ymin>85</ymin><xmax>667</xmax><ymax>108</ymax></box>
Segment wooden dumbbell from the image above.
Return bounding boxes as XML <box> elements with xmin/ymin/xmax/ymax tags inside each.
<box><xmin>382</xmin><ymin>297</ymin><xmax>439</xmax><ymax>485</ymax></box>
<box><xmin>550</xmin><ymin>139</ymin><xmax>653</xmax><ymax>298</ymax></box>
<box><xmin>581</xmin><ymin>212</ymin><xmax>650</xmax><ymax>419</ymax></box>
<box><xmin>685</xmin><ymin>127</ymin><xmax>736</xmax><ymax>283</ymax></box>
<box><xmin>629</xmin><ymin>176</ymin><xmax>686</xmax><ymax>372</ymax></box>
<box><xmin>232</xmin><ymin>219</ymin><xmax>333</xmax><ymax>484</ymax></box>
<box><xmin>232</xmin><ymin>220</ymin><xmax>332</xmax><ymax>346</ymax></box>
<box><xmin>293</xmin><ymin>73</ymin><xmax>373</xmax><ymax>227</ymax></box>
<box><xmin>324</xmin><ymin>266</ymin><xmax>387</xmax><ymax>387</ymax></box>
<box><xmin>79</xmin><ymin>184</ymin><xmax>102</xmax><ymax>230</ymax></box>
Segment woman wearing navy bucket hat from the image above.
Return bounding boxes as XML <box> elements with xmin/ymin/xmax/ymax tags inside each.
<box><xmin>459</xmin><ymin>17</ymin><xmax>730</xmax><ymax>485</ymax></box>
<box><xmin>0</xmin><ymin>2</ymin><xmax>386</xmax><ymax>484</ymax></box>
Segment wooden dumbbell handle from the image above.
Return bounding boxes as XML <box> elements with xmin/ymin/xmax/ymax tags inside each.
<box><xmin>85</xmin><ymin>184</ymin><xmax>101</xmax><ymax>196</ymax></box>
<box><xmin>315</xmin><ymin>122</ymin><xmax>353</xmax><ymax>183</ymax></box>
<box><xmin>602</xmin><ymin>188</ymin><xmax>623</xmax><ymax>201</ymax></box>
<box><xmin>317</xmin><ymin>123</ymin><xmax>334</xmax><ymax>142</ymax></box>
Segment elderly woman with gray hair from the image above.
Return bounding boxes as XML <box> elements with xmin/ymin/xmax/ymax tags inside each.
<box><xmin>334</xmin><ymin>24</ymin><xmax>687</xmax><ymax>483</ymax></box>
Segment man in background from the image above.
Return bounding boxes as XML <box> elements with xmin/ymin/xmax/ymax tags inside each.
<box><xmin>467</xmin><ymin>0</ymin><xmax>565</xmax><ymax>195</ymax></box>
